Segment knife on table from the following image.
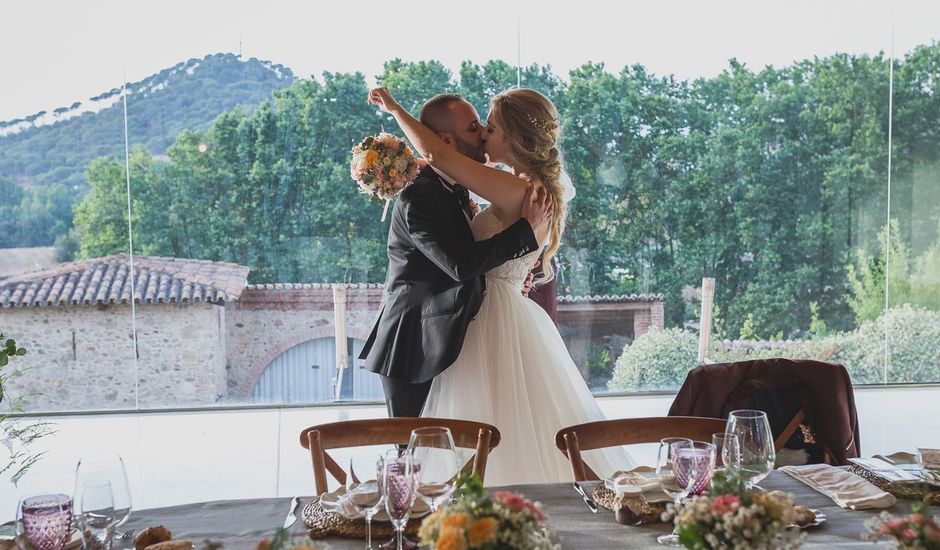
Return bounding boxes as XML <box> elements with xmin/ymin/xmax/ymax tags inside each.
<box><xmin>573</xmin><ymin>482</ymin><xmax>598</xmax><ymax>513</ymax></box>
<box><xmin>283</xmin><ymin>496</ymin><xmax>302</xmax><ymax>529</ymax></box>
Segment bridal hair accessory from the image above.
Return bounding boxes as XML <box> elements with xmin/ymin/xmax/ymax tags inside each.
<box><xmin>350</xmin><ymin>133</ymin><xmax>420</xmax><ymax>221</ymax></box>
<box><xmin>526</xmin><ymin>112</ymin><xmax>559</xmax><ymax>134</ymax></box>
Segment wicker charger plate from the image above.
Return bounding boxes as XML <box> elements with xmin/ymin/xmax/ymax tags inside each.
<box><xmin>591</xmin><ymin>483</ymin><xmax>668</xmax><ymax>524</ymax></box>
<box><xmin>848</xmin><ymin>465</ymin><xmax>940</xmax><ymax>505</ymax></box>
<box><xmin>302</xmin><ymin>497</ymin><xmax>422</xmax><ymax>540</ymax></box>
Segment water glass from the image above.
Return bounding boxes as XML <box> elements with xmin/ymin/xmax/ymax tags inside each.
<box><xmin>382</xmin><ymin>450</ymin><xmax>415</xmax><ymax>550</ymax></box>
<box><xmin>725</xmin><ymin>410</ymin><xmax>775</xmax><ymax>489</ymax></box>
<box><xmin>15</xmin><ymin>494</ymin><xmax>72</xmax><ymax>550</ymax></box>
<box><xmin>346</xmin><ymin>453</ymin><xmax>385</xmax><ymax>550</ymax></box>
<box><xmin>407</xmin><ymin>427</ymin><xmax>458</xmax><ymax>512</ymax></box>
<box><xmin>673</xmin><ymin>441</ymin><xmax>715</xmax><ymax>495</ymax></box>
<box><xmin>76</xmin><ymin>480</ymin><xmax>115</xmax><ymax>550</ymax></box>
<box><xmin>656</xmin><ymin>437</ymin><xmax>693</xmax><ymax>547</ymax></box>
<box><xmin>711</xmin><ymin>432</ymin><xmax>741</xmax><ymax>473</ymax></box>
<box><xmin>73</xmin><ymin>455</ymin><xmax>132</xmax><ymax>531</ymax></box>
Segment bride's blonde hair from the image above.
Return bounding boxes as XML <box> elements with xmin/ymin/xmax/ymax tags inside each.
<box><xmin>489</xmin><ymin>88</ymin><xmax>565</xmax><ymax>283</ymax></box>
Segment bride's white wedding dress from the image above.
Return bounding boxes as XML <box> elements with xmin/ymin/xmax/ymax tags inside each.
<box><xmin>421</xmin><ymin>208</ymin><xmax>635</xmax><ymax>485</ymax></box>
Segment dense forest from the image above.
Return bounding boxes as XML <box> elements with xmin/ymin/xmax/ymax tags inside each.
<box><xmin>6</xmin><ymin>45</ymin><xmax>940</xmax><ymax>338</ymax></box>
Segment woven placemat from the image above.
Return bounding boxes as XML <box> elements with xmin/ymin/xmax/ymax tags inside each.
<box><xmin>849</xmin><ymin>465</ymin><xmax>940</xmax><ymax>505</ymax></box>
<box><xmin>591</xmin><ymin>483</ymin><xmax>667</xmax><ymax>524</ymax></box>
<box><xmin>302</xmin><ymin>497</ymin><xmax>422</xmax><ymax>540</ymax></box>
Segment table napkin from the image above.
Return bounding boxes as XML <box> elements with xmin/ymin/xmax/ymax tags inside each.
<box><xmin>779</xmin><ymin>463</ymin><xmax>896</xmax><ymax>509</ymax></box>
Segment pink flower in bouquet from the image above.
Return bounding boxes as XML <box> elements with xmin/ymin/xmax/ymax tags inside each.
<box><xmin>494</xmin><ymin>491</ymin><xmax>527</xmax><ymax>512</ymax></box>
<box><xmin>710</xmin><ymin>494</ymin><xmax>741</xmax><ymax>516</ymax></box>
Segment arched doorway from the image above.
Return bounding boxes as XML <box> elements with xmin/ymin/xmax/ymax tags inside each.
<box><xmin>250</xmin><ymin>337</ymin><xmax>383</xmax><ymax>403</ymax></box>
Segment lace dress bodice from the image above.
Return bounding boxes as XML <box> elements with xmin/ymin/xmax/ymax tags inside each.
<box><xmin>471</xmin><ymin>208</ymin><xmax>542</xmax><ymax>289</ymax></box>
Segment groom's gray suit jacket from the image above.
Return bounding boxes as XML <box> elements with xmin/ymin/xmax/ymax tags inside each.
<box><xmin>359</xmin><ymin>166</ymin><xmax>538</xmax><ymax>385</ymax></box>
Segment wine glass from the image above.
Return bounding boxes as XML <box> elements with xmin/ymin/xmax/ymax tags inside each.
<box><xmin>656</xmin><ymin>438</ymin><xmax>695</xmax><ymax>547</ymax></box>
<box><xmin>725</xmin><ymin>410</ymin><xmax>775</xmax><ymax>489</ymax></box>
<box><xmin>711</xmin><ymin>432</ymin><xmax>741</xmax><ymax>475</ymax></box>
<box><xmin>382</xmin><ymin>449</ymin><xmax>416</xmax><ymax>550</ymax></box>
<box><xmin>346</xmin><ymin>453</ymin><xmax>385</xmax><ymax>550</ymax></box>
<box><xmin>75</xmin><ymin>480</ymin><xmax>115</xmax><ymax>550</ymax></box>
<box><xmin>407</xmin><ymin>427</ymin><xmax>458</xmax><ymax>512</ymax></box>
<box><xmin>673</xmin><ymin>441</ymin><xmax>715</xmax><ymax>496</ymax></box>
<box><xmin>14</xmin><ymin>494</ymin><xmax>72</xmax><ymax>550</ymax></box>
<box><xmin>73</xmin><ymin>455</ymin><xmax>132</xmax><ymax>534</ymax></box>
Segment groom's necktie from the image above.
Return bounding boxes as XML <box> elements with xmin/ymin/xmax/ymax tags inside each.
<box><xmin>452</xmin><ymin>183</ymin><xmax>475</xmax><ymax>219</ymax></box>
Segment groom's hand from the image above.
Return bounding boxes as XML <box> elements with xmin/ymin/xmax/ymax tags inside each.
<box><xmin>368</xmin><ymin>87</ymin><xmax>402</xmax><ymax>114</ymax></box>
<box><xmin>521</xmin><ymin>185</ymin><xmax>554</xmax><ymax>234</ymax></box>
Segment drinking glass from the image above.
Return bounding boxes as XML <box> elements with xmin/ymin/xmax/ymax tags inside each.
<box><xmin>673</xmin><ymin>441</ymin><xmax>715</xmax><ymax>495</ymax></box>
<box><xmin>75</xmin><ymin>480</ymin><xmax>115</xmax><ymax>550</ymax></box>
<box><xmin>346</xmin><ymin>453</ymin><xmax>385</xmax><ymax>550</ymax></box>
<box><xmin>656</xmin><ymin>438</ymin><xmax>695</xmax><ymax>546</ymax></box>
<box><xmin>407</xmin><ymin>427</ymin><xmax>458</xmax><ymax>512</ymax></box>
<box><xmin>711</xmin><ymin>432</ymin><xmax>741</xmax><ymax>474</ymax></box>
<box><xmin>725</xmin><ymin>410</ymin><xmax>775</xmax><ymax>489</ymax></box>
<box><xmin>14</xmin><ymin>494</ymin><xmax>72</xmax><ymax>550</ymax></box>
<box><xmin>382</xmin><ymin>450</ymin><xmax>415</xmax><ymax>550</ymax></box>
<box><xmin>73</xmin><ymin>455</ymin><xmax>132</xmax><ymax>531</ymax></box>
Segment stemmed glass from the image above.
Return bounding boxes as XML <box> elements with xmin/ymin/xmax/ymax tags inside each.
<box><xmin>14</xmin><ymin>494</ymin><xmax>72</xmax><ymax>550</ymax></box>
<box><xmin>73</xmin><ymin>455</ymin><xmax>132</xmax><ymax>536</ymax></box>
<box><xmin>656</xmin><ymin>438</ymin><xmax>696</xmax><ymax>547</ymax></box>
<box><xmin>407</xmin><ymin>427</ymin><xmax>458</xmax><ymax>512</ymax></box>
<box><xmin>725</xmin><ymin>410</ymin><xmax>775</xmax><ymax>489</ymax></box>
<box><xmin>75</xmin><ymin>480</ymin><xmax>116</xmax><ymax>550</ymax></box>
<box><xmin>346</xmin><ymin>453</ymin><xmax>385</xmax><ymax>550</ymax></box>
<box><xmin>382</xmin><ymin>449</ymin><xmax>416</xmax><ymax>550</ymax></box>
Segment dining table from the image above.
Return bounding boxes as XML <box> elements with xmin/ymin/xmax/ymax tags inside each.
<box><xmin>122</xmin><ymin>470</ymin><xmax>907</xmax><ymax>549</ymax></box>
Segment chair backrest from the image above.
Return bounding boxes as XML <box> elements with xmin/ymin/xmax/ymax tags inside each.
<box><xmin>668</xmin><ymin>358</ymin><xmax>861</xmax><ymax>465</ymax></box>
<box><xmin>554</xmin><ymin>416</ymin><xmax>727</xmax><ymax>481</ymax></box>
<box><xmin>300</xmin><ymin>417</ymin><xmax>501</xmax><ymax>495</ymax></box>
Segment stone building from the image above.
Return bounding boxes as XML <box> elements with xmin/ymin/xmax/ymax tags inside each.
<box><xmin>0</xmin><ymin>254</ymin><xmax>664</xmax><ymax>412</ymax></box>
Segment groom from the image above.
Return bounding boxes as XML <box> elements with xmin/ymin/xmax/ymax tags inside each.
<box><xmin>360</xmin><ymin>93</ymin><xmax>553</xmax><ymax>417</ymax></box>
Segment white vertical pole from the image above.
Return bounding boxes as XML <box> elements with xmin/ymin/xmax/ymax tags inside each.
<box><xmin>332</xmin><ymin>284</ymin><xmax>348</xmax><ymax>401</ymax></box>
<box><xmin>697</xmin><ymin>278</ymin><xmax>716</xmax><ymax>363</ymax></box>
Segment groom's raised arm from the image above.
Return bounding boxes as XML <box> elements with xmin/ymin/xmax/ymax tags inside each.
<box><xmin>403</xmin><ymin>191</ymin><xmax>539</xmax><ymax>283</ymax></box>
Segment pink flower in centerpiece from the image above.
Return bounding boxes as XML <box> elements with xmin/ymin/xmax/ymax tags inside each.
<box><xmin>710</xmin><ymin>495</ymin><xmax>741</xmax><ymax>516</ymax></box>
<box><xmin>901</xmin><ymin>528</ymin><xmax>917</xmax><ymax>540</ymax></box>
<box><xmin>494</xmin><ymin>491</ymin><xmax>527</xmax><ymax>512</ymax></box>
<box><xmin>881</xmin><ymin>518</ymin><xmax>908</xmax><ymax>533</ymax></box>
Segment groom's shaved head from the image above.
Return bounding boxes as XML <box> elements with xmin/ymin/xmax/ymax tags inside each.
<box><xmin>419</xmin><ymin>93</ymin><xmax>465</xmax><ymax>134</ymax></box>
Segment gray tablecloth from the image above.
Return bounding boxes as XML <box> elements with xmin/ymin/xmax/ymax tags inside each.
<box><xmin>125</xmin><ymin>471</ymin><xmax>905</xmax><ymax>549</ymax></box>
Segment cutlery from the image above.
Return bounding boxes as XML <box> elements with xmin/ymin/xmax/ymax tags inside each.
<box><xmin>573</xmin><ymin>482</ymin><xmax>598</xmax><ymax>513</ymax></box>
<box><xmin>283</xmin><ymin>496</ymin><xmax>302</xmax><ymax>529</ymax></box>
<box><xmin>115</xmin><ymin>528</ymin><xmax>135</xmax><ymax>541</ymax></box>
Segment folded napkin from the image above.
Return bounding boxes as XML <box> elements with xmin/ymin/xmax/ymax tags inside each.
<box><xmin>779</xmin><ymin>464</ymin><xmax>896</xmax><ymax>510</ymax></box>
<box><xmin>605</xmin><ymin>467</ymin><xmax>671</xmax><ymax>503</ymax></box>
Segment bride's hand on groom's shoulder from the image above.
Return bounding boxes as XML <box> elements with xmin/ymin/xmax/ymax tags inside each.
<box><xmin>368</xmin><ymin>87</ymin><xmax>402</xmax><ymax>114</ymax></box>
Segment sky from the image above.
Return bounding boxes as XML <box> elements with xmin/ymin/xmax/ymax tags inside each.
<box><xmin>1</xmin><ymin>0</ymin><xmax>938</xmax><ymax>121</ymax></box>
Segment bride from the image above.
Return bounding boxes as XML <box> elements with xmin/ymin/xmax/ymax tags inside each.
<box><xmin>369</xmin><ymin>86</ymin><xmax>635</xmax><ymax>485</ymax></box>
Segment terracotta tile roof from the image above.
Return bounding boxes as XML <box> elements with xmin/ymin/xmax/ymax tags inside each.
<box><xmin>0</xmin><ymin>254</ymin><xmax>250</xmax><ymax>308</ymax></box>
<box><xmin>557</xmin><ymin>293</ymin><xmax>665</xmax><ymax>304</ymax></box>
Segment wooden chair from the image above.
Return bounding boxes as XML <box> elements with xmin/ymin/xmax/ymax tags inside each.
<box><xmin>554</xmin><ymin>416</ymin><xmax>727</xmax><ymax>482</ymax></box>
<box><xmin>300</xmin><ymin>417</ymin><xmax>501</xmax><ymax>495</ymax></box>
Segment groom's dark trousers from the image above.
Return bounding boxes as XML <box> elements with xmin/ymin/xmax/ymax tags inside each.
<box><xmin>359</xmin><ymin>166</ymin><xmax>538</xmax><ymax>417</ymax></box>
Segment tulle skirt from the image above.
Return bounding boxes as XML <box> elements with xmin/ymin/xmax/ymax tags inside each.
<box><xmin>422</xmin><ymin>276</ymin><xmax>635</xmax><ymax>486</ymax></box>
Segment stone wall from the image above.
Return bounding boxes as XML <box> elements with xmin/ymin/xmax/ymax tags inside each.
<box><xmin>0</xmin><ymin>303</ymin><xmax>224</xmax><ymax>411</ymax></box>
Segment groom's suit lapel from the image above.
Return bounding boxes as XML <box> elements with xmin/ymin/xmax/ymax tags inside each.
<box><xmin>431</xmin><ymin>173</ymin><xmax>475</xmax><ymax>234</ymax></box>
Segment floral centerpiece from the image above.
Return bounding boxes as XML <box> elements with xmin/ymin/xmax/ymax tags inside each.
<box><xmin>667</xmin><ymin>470</ymin><xmax>804</xmax><ymax>549</ymax></box>
<box><xmin>417</xmin><ymin>474</ymin><xmax>559</xmax><ymax>550</ymax></box>
<box><xmin>349</xmin><ymin>133</ymin><xmax>421</xmax><ymax>221</ymax></box>
<box><xmin>863</xmin><ymin>501</ymin><xmax>940</xmax><ymax>549</ymax></box>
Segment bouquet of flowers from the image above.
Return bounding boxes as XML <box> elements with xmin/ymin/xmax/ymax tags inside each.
<box><xmin>667</xmin><ymin>470</ymin><xmax>804</xmax><ymax>549</ymax></box>
<box><xmin>863</xmin><ymin>501</ymin><xmax>940</xmax><ymax>549</ymax></box>
<box><xmin>417</xmin><ymin>474</ymin><xmax>559</xmax><ymax>550</ymax></box>
<box><xmin>349</xmin><ymin>133</ymin><xmax>420</xmax><ymax>220</ymax></box>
